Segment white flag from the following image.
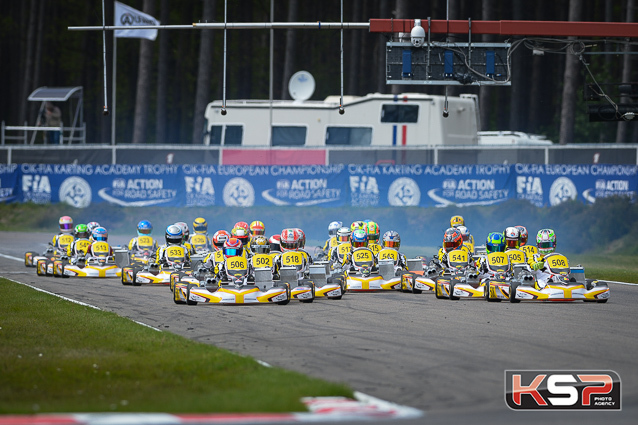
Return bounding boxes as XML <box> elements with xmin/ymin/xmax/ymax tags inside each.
<box><xmin>114</xmin><ymin>1</ymin><xmax>159</xmax><ymax>41</ymax></box>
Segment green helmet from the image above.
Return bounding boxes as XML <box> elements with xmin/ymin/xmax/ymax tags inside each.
<box><xmin>536</xmin><ymin>229</ymin><xmax>556</xmax><ymax>255</ymax></box>
<box><xmin>365</xmin><ymin>221</ymin><xmax>380</xmax><ymax>243</ymax></box>
<box><xmin>74</xmin><ymin>224</ymin><xmax>89</xmax><ymax>239</ymax></box>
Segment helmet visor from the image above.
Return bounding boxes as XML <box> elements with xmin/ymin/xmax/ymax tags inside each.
<box><xmin>280</xmin><ymin>240</ymin><xmax>298</xmax><ymax>250</ymax></box>
<box><xmin>443</xmin><ymin>241</ymin><xmax>458</xmax><ymax>252</ymax></box>
<box><xmin>223</xmin><ymin>247</ymin><xmax>242</xmax><ymax>257</ymax></box>
<box><xmin>538</xmin><ymin>241</ymin><xmax>554</xmax><ymax>249</ymax></box>
<box><xmin>352</xmin><ymin>241</ymin><xmax>367</xmax><ymax>248</ymax></box>
<box><xmin>487</xmin><ymin>243</ymin><xmax>505</xmax><ymax>253</ymax></box>
<box><xmin>505</xmin><ymin>239</ymin><xmax>519</xmax><ymax>249</ymax></box>
<box><xmin>138</xmin><ymin>227</ymin><xmax>152</xmax><ymax>235</ymax></box>
<box><xmin>60</xmin><ymin>223</ymin><xmax>73</xmax><ymax>231</ymax></box>
<box><xmin>384</xmin><ymin>240</ymin><xmax>400</xmax><ymax>248</ymax></box>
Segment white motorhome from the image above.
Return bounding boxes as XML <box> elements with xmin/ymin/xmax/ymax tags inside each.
<box><xmin>203</xmin><ymin>92</ymin><xmax>480</xmax><ymax>147</ymax></box>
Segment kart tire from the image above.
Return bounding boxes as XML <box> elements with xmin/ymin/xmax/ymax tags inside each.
<box><xmin>434</xmin><ymin>280</ymin><xmax>446</xmax><ymax>300</ymax></box>
<box><xmin>597</xmin><ymin>299</ymin><xmax>608</xmax><ymax>303</ymax></box>
<box><xmin>186</xmin><ymin>283</ymin><xmax>198</xmax><ymax>306</ymax></box>
<box><xmin>121</xmin><ymin>266</ymin><xmax>133</xmax><ymax>286</ymax></box>
<box><xmin>509</xmin><ymin>281</ymin><xmax>521</xmax><ymax>303</ymax></box>
<box><xmin>277</xmin><ymin>283</ymin><xmax>291</xmax><ymax>305</ymax></box>
<box><xmin>410</xmin><ymin>275</ymin><xmax>422</xmax><ymax>294</ymax></box>
<box><xmin>449</xmin><ymin>281</ymin><xmax>460</xmax><ymax>301</ymax></box>
<box><xmin>36</xmin><ymin>260</ymin><xmax>47</xmax><ymax>276</ymax></box>
<box><xmin>131</xmin><ymin>267</ymin><xmax>141</xmax><ymax>287</ymax></box>
<box><xmin>173</xmin><ymin>283</ymin><xmax>186</xmax><ymax>305</ymax></box>
<box><xmin>25</xmin><ymin>252</ymin><xmax>35</xmax><ymax>267</ymax></box>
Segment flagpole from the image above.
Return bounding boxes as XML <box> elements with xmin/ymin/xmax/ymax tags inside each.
<box><xmin>111</xmin><ymin>34</ymin><xmax>117</xmax><ymax>146</ymax></box>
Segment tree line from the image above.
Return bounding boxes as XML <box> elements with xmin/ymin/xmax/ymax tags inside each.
<box><xmin>0</xmin><ymin>0</ymin><xmax>635</xmax><ymax>147</ymax></box>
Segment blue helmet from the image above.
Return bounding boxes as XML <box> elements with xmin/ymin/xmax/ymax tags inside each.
<box><xmin>486</xmin><ymin>232</ymin><xmax>506</xmax><ymax>253</ymax></box>
<box><xmin>92</xmin><ymin>227</ymin><xmax>108</xmax><ymax>242</ymax></box>
<box><xmin>137</xmin><ymin>220</ymin><xmax>153</xmax><ymax>236</ymax></box>
<box><xmin>351</xmin><ymin>229</ymin><xmax>368</xmax><ymax>248</ymax></box>
<box><xmin>165</xmin><ymin>224</ymin><xmax>183</xmax><ymax>245</ymax></box>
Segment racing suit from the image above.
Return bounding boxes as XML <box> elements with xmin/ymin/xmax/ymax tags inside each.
<box><xmin>529</xmin><ymin>252</ymin><xmax>560</xmax><ymax>289</ymax></box>
<box><xmin>153</xmin><ymin>243</ymin><xmax>191</xmax><ymax>268</ymax></box>
<box><xmin>128</xmin><ymin>235</ymin><xmax>158</xmax><ymax>256</ymax></box>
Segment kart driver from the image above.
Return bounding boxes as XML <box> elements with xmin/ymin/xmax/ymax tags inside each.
<box><xmin>450</xmin><ymin>215</ymin><xmax>464</xmax><ymax>228</ymax></box>
<box><xmin>128</xmin><ymin>220</ymin><xmax>158</xmax><ymax>255</ymax></box>
<box><xmin>153</xmin><ymin>224</ymin><xmax>191</xmax><ymax>267</ymax></box>
<box><xmin>343</xmin><ymin>229</ymin><xmax>378</xmax><ymax>272</ymax></box>
<box><xmin>321</xmin><ymin>221</ymin><xmax>342</xmax><ymax>259</ymax></box>
<box><xmin>66</xmin><ymin>224</ymin><xmax>92</xmax><ymax>261</ymax></box>
<box><xmin>329</xmin><ymin>227</ymin><xmax>352</xmax><ymax>268</ymax></box>
<box><xmin>51</xmin><ymin>216</ymin><xmax>74</xmax><ymax>251</ymax></box>
<box><xmin>476</xmin><ymin>232</ymin><xmax>507</xmax><ymax>280</ymax></box>
<box><xmin>436</xmin><ymin>228</ymin><xmax>473</xmax><ymax>268</ymax></box>
<box><xmin>529</xmin><ymin>228</ymin><xmax>559</xmax><ymax>289</ymax></box>
<box><xmin>84</xmin><ymin>227</ymin><xmax>114</xmax><ymax>260</ymax></box>
<box><xmin>365</xmin><ymin>221</ymin><xmax>382</xmax><ymax>256</ymax></box>
<box><xmin>175</xmin><ymin>222</ymin><xmax>195</xmax><ymax>255</ymax></box>
<box><xmin>503</xmin><ymin>226</ymin><xmax>530</xmax><ymax>265</ymax></box>
<box><xmin>380</xmin><ymin>230</ymin><xmax>408</xmax><ymax>272</ymax></box>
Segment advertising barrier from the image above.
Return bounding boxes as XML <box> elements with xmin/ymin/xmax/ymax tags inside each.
<box><xmin>2</xmin><ymin>163</ymin><xmax>636</xmax><ymax>208</ymax></box>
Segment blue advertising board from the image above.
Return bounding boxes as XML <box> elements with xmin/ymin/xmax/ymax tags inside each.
<box><xmin>2</xmin><ymin>163</ymin><xmax>636</xmax><ymax>208</ymax></box>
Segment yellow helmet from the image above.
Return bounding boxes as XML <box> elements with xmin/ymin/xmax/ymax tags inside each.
<box><xmin>450</xmin><ymin>215</ymin><xmax>464</xmax><ymax>228</ymax></box>
<box><xmin>193</xmin><ymin>217</ymin><xmax>207</xmax><ymax>234</ymax></box>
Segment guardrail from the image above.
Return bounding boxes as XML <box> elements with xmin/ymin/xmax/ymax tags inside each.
<box><xmin>0</xmin><ymin>143</ymin><xmax>637</xmax><ymax>165</ymax></box>
<box><xmin>1</xmin><ymin>121</ymin><xmax>86</xmax><ymax>145</ymax></box>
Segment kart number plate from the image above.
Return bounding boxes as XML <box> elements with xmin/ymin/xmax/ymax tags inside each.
<box><xmin>548</xmin><ymin>255</ymin><xmax>569</xmax><ymax>269</ymax></box>
<box><xmin>282</xmin><ymin>253</ymin><xmax>303</xmax><ymax>266</ymax></box>
<box><xmin>166</xmin><ymin>246</ymin><xmax>185</xmax><ymax>257</ymax></box>
<box><xmin>252</xmin><ymin>254</ymin><xmax>272</xmax><ymax>268</ymax></box>
<box><xmin>354</xmin><ymin>250</ymin><xmax>373</xmax><ymax>262</ymax></box>
<box><xmin>378</xmin><ymin>249</ymin><xmax>398</xmax><ymax>262</ymax></box>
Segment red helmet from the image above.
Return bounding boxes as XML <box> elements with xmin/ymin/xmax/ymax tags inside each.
<box><xmin>231</xmin><ymin>226</ymin><xmax>249</xmax><ymax>246</ymax></box>
<box><xmin>269</xmin><ymin>235</ymin><xmax>281</xmax><ymax>252</ymax></box>
<box><xmin>294</xmin><ymin>228</ymin><xmax>306</xmax><ymax>248</ymax></box>
<box><xmin>515</xmin><ymin>225</ymin><xmax>528</xmax><ymax>246</ymax></box>
<box><xmin>234</xmin><ymin>221</ymin><xmax>249</xmax><ymax>232</ymax></box>
<box><xmin>443</xmin><ymin>228</ymin><xmax>463</xmax><ymax>253</ymax></box>
<box><xmin>280</xmin><ymin>228</ymin><xmax>299</xmax><ymax>252</ymax></box>
<box><xmin>212</xmin><ymin>230</ymin><xmax>231</xmax><ymax>250</ymax></box>
<box><xmin>222</xmin><ymin>237</ymin><xmax>243</xmax><ymax>258</ymax></box>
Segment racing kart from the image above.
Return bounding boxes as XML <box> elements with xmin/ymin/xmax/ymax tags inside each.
<box><xmin>189</xmin><ymin>233</ymin><xmax>211</xmax><ymax>254</ymax></box>
<box><xmin>509</xmin><ymin>253</ymin><xmax>610</xmax><ymax>303</ymax></box>
<box><xmin>121</xmin><ymin>245</ymin><xmax>192</xmax><ymax>286</ymax></box>
<box><xmin>432</xmin><ymin>248</ymin><xmax>481</xmax><ymax>300</ymax></box>
<box><xmin>343</xmin><ymin>247</ymin><xmax>418</xmax><ymax>292</ymax></box>
<box><xmin>28</xmin><ymin>234</ymin><xmax>74</xmax><ymax>271</ymax></box>
<box><xmin>52</xmin><ymin>241</ymin><xmax>122</xmax><ymax>278</ymax></box>
<box><xmin>173</xmin><ymin>255</ymin><xmax>291</xmax><ymax>305</ymax></box>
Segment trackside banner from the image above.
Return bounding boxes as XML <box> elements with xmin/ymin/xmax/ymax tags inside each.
<box><xmin>2</xmin><ymin>163</ymin><xmax>636</xmax><ymax>208</ymax></box>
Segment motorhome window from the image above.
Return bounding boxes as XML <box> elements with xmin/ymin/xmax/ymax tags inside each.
<box><xmin>381</xmin><ymin>104</ymin><xmax>419</xmax><ymax>123</ymax></box>
<box><xmin>325</xmin><ymin>127</ymin><xmax>372</xmax><ymax>146</ymax></box>
<box><xmin>209</xmin><ymin>126</ymin><xmax>222</xmax><ymax>145</ymax></box>
<box><xmin>208</xmin><ymin>125</ymin><xmax>242</xmax><ymax>145</ymax></box>
<box><xmin>271</xmin><ymin>126</ymin><xmax>306</xmax><ymax>146</ymax></box>
<box><xmin>224</xmin><ymin>126</ymin><xmax>242</xmax><ymax>145</ymax></box>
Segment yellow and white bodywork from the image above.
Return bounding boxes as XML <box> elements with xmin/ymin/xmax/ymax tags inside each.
<box><xmin>56</xmin><ymin>242</ymin><xmax>121</xmax><ymax>278</ymax></box>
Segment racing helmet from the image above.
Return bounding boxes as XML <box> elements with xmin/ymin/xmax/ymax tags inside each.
<box><xmin>515</xmin><ymin>225</ymin><xmax>528</xmax><ymax>246</ymax></box>
<box><xmin>250</xmin><ymin>235</ymin><xmax>270</xmax><ymax>254</ymax></box>
<box><xmin>350</xmin><ymin>221</ymin><xmax>366</xmax><ymax>232</ymax></box>
<box><xmin>351</xmin><ymin>229</ymin><xmax>368</xmax><ymax>248</ymax></box>
<box><xmin>536</xmin><ymin>229</ymin><xmax>556</xmax><ymax>255</ymax></box>
<box><xmin>365</xmin><ymin>221</ymin><xmax>380</xmax><ymax>243</ymax></box>
<box><xmin>504</xmin><ymin>227</ymin><xmax>520</xmax><ymax>250</ymax></box>
<box><xmin>59</xmin><ymin>216</ymin><xmax>74</xmax><ymax>234</ymax></box>
<box><xmin>212</xmin><ymin>230</ymin><xmax>231</xmax><ymax>250</ymax></box>
<box><xmin>137</xmin><ymin>220</ymin><xmax>153</xmax><ymax>236</ymax></box>
<box><xmin>249</xmin><ymin>220</ymin><xmax>265</xmax><ymax>237</ymax></box>
<box><xmin>223</xmin><ymin>237</ymin><xmax>243</xmax><ymax>258</ymax></box>
<box><xmin>231</xmin><ymin>226</ymin><xmax>249</xmax><ymax>246</ymax></box>
<box><xmin>193</xmin><ymin>217</ymin><xmax>208</xmax><ymax>234</ymax></box>
<box><xmin>280</xmin><ymin>228</ymin><xmax>299</xmax><ymax>252</ymax></box>
<box><xmin>450</xmin><ymin>215</ymin><xmax>464</xmax><ymax>228</ymax></box>
<box><xmin>269</xmin><ymin>234</ymin><xmax>281</xmax><ymax>252</ymax></box>
<box><xmin>442</xmin><ymin>228</ymin><xmax>463</xmax><ymax>253</ymax></box>
<box><xmin>295</xmin><ymin>228</ymin><xmax>306</xmax><ymax>249</ymax></box>
<box><xmin>87</xmin><ymin>222</ymin><xmax>100</xmax><ymax>233</ymax></box>
<box><xmin>74</xmin><ymin>224</ymin><xmax>90</xmax><ymax>239</ymax></box>
<box><xmin>165</xmin><ymin>224</ymin><xmax>183</xmax><ymax>245</ymax></box>
<box><xmin>174</xmin><ymin>222</ymin><xmax>190</xmax><ymax>243</ymax></box>
<box><xmin>234</xmin><ymin>221</ymin><xmax>249</xmax><ymax>232</ymax></box>
<box><xmin>337</xmin><ymin>227</ymin><xmax>352</xmax><ymax>243</ymax></box>
<box><xmin>382</xmin><ymin>230</ymin><xmax>401</xmax><ymax>249</ymax></box>
<box><xmin>92</xmin><ymin>227</ymin><xmax>108</xmax><ymax>242</ymax></box>
<box><xmin>328</xmin><ymin>221</ymin><xmax>342</xmax><ymax>237</ymax></box>
<box><xmin>457</xmin><ymin>225</ymin><xmax>471</xmax><ymax>242</ymax></box>
<box><xmin>485</xmin><ymin>232</ymin><xmax>506</xmax><ymax>253</ymax></box>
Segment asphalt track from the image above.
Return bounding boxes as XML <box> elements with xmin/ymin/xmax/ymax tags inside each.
<box><xmin>2</xmin><ymin>231</ymin><xmax>637</xmax><ymax>425</ymax></box>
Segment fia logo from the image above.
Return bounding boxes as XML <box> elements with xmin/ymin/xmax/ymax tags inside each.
<box><xmin>516</xmin><ymin>176</ymin><xmax>542</xmax><ymax>196</ymax></box>
<box><xmin>22</xmin><ymin>174</ymin><xmax>51</xmax><ymax>194</ymax></box>
<box><xmin>349</xmin><ymin>176</ymin><xmax>379</xmax><ymax>194</ymax></box>
<box><xmin>185</xmin><ymin>176</ymin><xmax>215</xmax><ymax>195</ymax></box>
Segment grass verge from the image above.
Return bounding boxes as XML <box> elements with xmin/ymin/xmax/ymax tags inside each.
<box><xmin>0</xmin><ymin>278</ymin><xmax>352</xmax><ymax>414</ymax></box>
<box><xmin>569</xmin><ymin>254</ymin><xmax>638</xmax><ymax>284</ymax></box>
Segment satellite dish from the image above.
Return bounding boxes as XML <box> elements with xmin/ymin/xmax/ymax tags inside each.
<box><xmin>288</xmin><ymin>71</ymin><xmax>315</xmax><ymax>101</ymax></box>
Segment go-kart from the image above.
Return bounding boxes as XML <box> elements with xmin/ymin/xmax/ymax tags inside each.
<box><xmin>432</xmin><ymin>248</ymin><xmax>480</xmax><ymax>300</ymax></box>
<box><xmin>481</xmin><ymin>251</ymin><xmax>516</xmax><ymax>302</ymax></box>
<box><xmin>52</xmin><ymin>241</ymin><xmax>122</xmax><ymax>278</ymax></box>
<box><xmin>509</xmin><ymin>253</ymin><xmax>610</xmax><ymax>303</ymax></box>
<box><xmin>344</xmin><ymin>247</ymin><xmax>411</xmax><ymax>292</ymax></box>
<box><xmin>121</xmin><ymin>245</ymin><xmax>192</xmax><ymax>286</ymax></box>
<box><xmin>28</xmin><ymin>234</ymin><xmax>74</xmax><ymax>270</ymax></box>
<box><xmin>189</xmin><ymin>233</ymin><xmax>211</xmax><ymax>254</ymax></box>
<box><xmin>128</xmin><ymin>235</ymin><xmax>157</xmax><ymax>265</ymax></box>
<box><xmin>173</xmin><ymin>255</ymin><xmax>291</xmax><ymax>305</ymax></box>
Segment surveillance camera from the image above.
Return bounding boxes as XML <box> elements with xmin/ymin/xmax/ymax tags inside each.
<box><xmin>411</xmin><ymin>19</ymin><xmax>426</xmax><ymax>48</ymax></box>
